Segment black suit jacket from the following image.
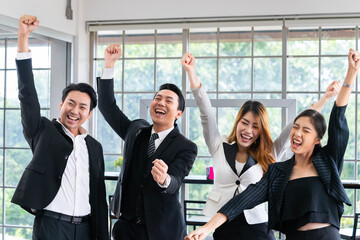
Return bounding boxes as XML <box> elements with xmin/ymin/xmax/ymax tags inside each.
<box><xmin>219</xmin><ymin>103</ymin><xmax>351</xmax><ymax>233</ymax></box>
<box><xmin>11</xmin><ymin>59</ymin><xmax>109</xmax><ymax>240</ymax></box>
<box><xmin>97</xmin><ymin>78</ymin><xmax>197</xmax><ymax>240</ymax></box>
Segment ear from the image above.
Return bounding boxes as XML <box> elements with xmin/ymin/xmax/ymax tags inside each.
<box><xmin>175</xmin><ymin>110</ymin><xmax>183</xmax><ymax>120</ymax></box>
<box><xmin>87</xmin><ymin>109</ymin><xmax>93</xmax><ymax>120</ymax></box>
<box><xmin>314</xmin><ymin>138</ymin><xmax>321</xmax><ymax>145</ymax></box>
<box><xmin>59</xmin><ymin>101</ymin><xmax>63</xmax><ymax>110</ymax></box>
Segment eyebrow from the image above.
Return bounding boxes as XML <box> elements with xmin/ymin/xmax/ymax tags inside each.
<box><xmin>68</xmin><ymin>99</ymin><xmax>88</xmax><ymax>107</ymax></box>
<box><xmin>242</xmin><ymin>118</ymin><xmax>250</xmax><ymax>123</ymax></box>
<box><xmin>156</xmin><ymin>94</ymin><xmax>174</xmax><ymax>101</ymax></box>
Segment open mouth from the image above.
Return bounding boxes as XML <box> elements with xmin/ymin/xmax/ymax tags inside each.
<box><xmin>240</xmin><ymin>133</ymin><xmax>252</xmax><ymax>143</ymax></box>
<box><xmin>67</xmin><ymin>115</ymin><xmax>79</xmax><ymax>122</ymax></box>
<box><xmin>155</xmin><ymin>109</ymin><xmax>166</xmax><ymax>115</ymax></box>
<box><xmin>292</xmin><ymin>138</ymin><xmax>302</xmax><ymax>148</ymax></box>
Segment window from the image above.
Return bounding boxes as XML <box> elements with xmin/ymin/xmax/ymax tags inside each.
<box><xmin>91</xmin><ymin>22</ymin><xmax>360</xmax><ymax>231</ymax></box>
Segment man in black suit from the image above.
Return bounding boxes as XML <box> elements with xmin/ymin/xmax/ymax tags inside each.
<box><xmin>11</xmin><ymin>15</ymin><xmax>109</xmax><ymax>240</ymax></box>
<box><xmin>97</xmin><ymin>44</ymin><xmax>197</xmax><ymax>240</ymax></box>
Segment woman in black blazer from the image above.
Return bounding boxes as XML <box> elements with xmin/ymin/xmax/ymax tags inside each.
<box><xmin>185</xmin><ymin>49</ymin><xmax>360</xmax><ymax>240</ymax></box>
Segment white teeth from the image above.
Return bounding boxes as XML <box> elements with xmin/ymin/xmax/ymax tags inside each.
<box><xmin>241</xmin><ymin>134</ymin><xmax>251</xmax><ymax>140</ymax></box>
<box><xmin>293</xmin><ymin>139</ymin><xmax>301</xmax><ymax>144</ymax></box>
<box><xmin>68</xmin><ymin>115</ymin><xmax>78</xmax><ymax>120</ymax></box>
<box><xmin>155</xmin><ymin>109</ymin><xmax>166</xmax><ymax>114</ymax></box>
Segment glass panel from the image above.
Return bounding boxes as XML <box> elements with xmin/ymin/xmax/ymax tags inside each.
<box><xmin>219</xmin><ymin>27</ymin><xmax>251</xmax><ymax>56</ymax></box>
<box><xmin>287</xmin><ymin>93</ymin><xmax>318</xmax><ymax>114</ymax></box>
<box><xmin>30</xmin><ymin>38</ymin><xmax>51</xmax><ymax>68</ymax></box>
<box><xmin>320</xmin><ymin>57</ymin><xmax>347</xmax><ymax>91</ymax></box>
<box><xmin>344</xmin><ymin>94</ymin><xmax>355</xmax><ymax>159</ymax></box>
<box><xmin>5</xmin><ymin>110</ymin><xmax>28</xmax><ymax>148</ymax></box>
<box><xmin>195</xmin><ymin>58</ymin><xmax>217</xmax><ymax>92</ymax></box>
<box><xmin>341</xmin><ymin>161</ymin><xmax>355</xmax><ymax>180</ymax></box>
<box><xmin>157</xmin><ymin>29</ymin><xmax>182</xmax><ymax>57</ymax></box>
<box><xmin>218</xmin><ymin>93</ymin><xmax>251</xmax><ymax>99</ymax></box>
<box><xmin>5</xmin><ymin>149</ymin><xmax>32</xmax><ymax>187</ymax></box>
<box><xmin>124</xmin><ymin>59</ymin><xmax>154</xmax><ymax>91</ymax></box>
<box><xmin>124</xmin><ymin>30</ymin><xmax>155</xmax><ymax>58</ymax></box>
<box><xmin>253</xmin><ymin>93</ymin><xmax>282</xmax><ymax>99</ymax></box>
<box><xmin>123</xmin><ymin>93</ymin><xmax>154</xmax><ymax>120</ymax></box>
<box><xmin>0</xmin><ymin>39</ymin><xmax>4</xmax><ymax>69</ymax></box>
<box><xmin>343</xmin><ymin>189</ymin><xmax>354</xmax><ymax>215</ymax></box>
<box><xmin>6</xmin><ymin>39</ymin><xmax>17</xmax><ymax>69</ymax></box>
<box><xmin>254</xmin><ymin>28</ymin><xmax>282</xmax><ymax>56</ymax></box>
<box><xmin>5</xmin><ymin>70</ymin><xmax>19</xmax><ymax>108</ymax></box>
<box><xmin>96</xmin><ymin>60</ymin><xmax>123</xmax><ymax>91</ymax></box>
<box><xmin>218</xmin><ymin>107</ymin><xmax>239</xmax><ymax>137</ymax></box>
<box><xmin>254</xmin><ymin>58</ymin><xmax>282</xmax><ymax>91</ymax></box>
<box><xmin>97</xmin><ymin>94</ymin><xmax>122</xmax><ymax>154</ymax></box>
<box><xmin>5</xmin><ymin>188</ymin><xmax>34</xmax><ymax>226</ymax></box>
<box><xmin>104</xmin><ymin>154</ymin><xmax>122</xmax><ymax>173</ymax></box>
<box><xmin>189</xmin><ymin>29</ymin><xmax>217</xmax><ymax>57</ymax></box>
<box><xmin>358</xmin><ymin>95</ymin><xmax>360</xmax><ymax>159</ymax></box>
<box><xmin>0</xmin><ymin>150</ymin><xmax>3</xmax><ymax>185</ymax></box>
<box><xmin>188</xmin><ymin>179</ymin><xmax>213</xmax><ymax>199</ymax></box>
<box><xmin>189</xmin><ymin>157</ymin><xmax>212</xmax><ymax>176</ymax></box>
<box><xmin>0</xmin><ymin>70</ymin><xmax>4</xmax><ymax>108</ymax></box>
<box><xmin>288</xmin><ymin>57</ymin><xmax>318</xmax><ymax>92</ymax></box>
<box><xmin>156</xmin><ymin>59</ymin><xmax>182</xmax><ymax>88</ymax></box>
<box><xmin>321</xmin><ymin>28</ymin><xmax>356</xmax><ymax>55</ymax></box>
<box><xmin>97</xmin><ymin>33</ymin><xmax>123</xmax><ymax>58</ymax></box>
<box><xmin>219</xmin><ymin>58</ymin><xmax>251</xmax><ymax>91</ymax></box>
<box><xmin>288</xmin><ymin>28</ymin><xmax>319</xmax><ymax>56</ymax></box>
<box><xmin>34</xmin><ymin>70</ymin><xmax>50</xmax><ymax>108</ymax></box>
<box><xmin>188</xmin><ymin>106</ymin><xmax>213</xmax><ymax>156</ymax></box>
<box><xmin>267</xmin><ymin>108</ymin><xmax>282</xmax><ymax>141</ymax></box>
<box><xmin>5</xmin><ymin>227</ymin><xmax>33</xmax><ymax>240</ymax></box>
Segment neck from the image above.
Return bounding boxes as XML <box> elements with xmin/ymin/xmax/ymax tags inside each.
<box><xmin>153</xmin><ymin>124</ymin><xmax>173</xmax><ymax>133</ymax></box>
<box><xmin>294</xmin><ymin>150</ymin><xmax>314</xmax><ymax>166</ymax></box>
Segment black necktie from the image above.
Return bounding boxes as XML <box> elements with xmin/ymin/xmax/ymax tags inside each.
<box><xmin>147</xmin><ymin>133</ymin><xmax>159</xmax><ymax>157</ymax></box>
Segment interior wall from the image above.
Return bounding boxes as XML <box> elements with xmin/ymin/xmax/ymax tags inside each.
<box><xmin>83</xmin><ymin>0</ymin><xmax>360</xmax><ymax>21</ymax></box>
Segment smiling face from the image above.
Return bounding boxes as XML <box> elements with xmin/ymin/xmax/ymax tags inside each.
<box><xmin>59</xmin><ymin>90</ymin><xmax>93</xmax><ymax>136</ymax></box>
<box><xmin>149</xmin><ymin>89</ymin><xmax>182</xmax><ymax>132</ymax></box>
<box><xmin>290</xmin><ymin>116</ymin><xmax>320</xmax><ymax>156</ymax></box>
<box><xmin>235</xmin><ymin>111</ymin><xmax>260</xmax><ymax>150</ymax></box>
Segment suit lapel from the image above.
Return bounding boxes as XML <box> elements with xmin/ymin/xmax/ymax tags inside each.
<box><xmin>239</xmin><ymin>154</ymin><xmax>257</xmax><ymax>176</ymax></box>
<box><xmin>223</xmin><ymin>143</ymin><xmax>237</xmax><ymax>175</ymax></box>
<box><xmin>85</xmin><ymin>137</ymin><xmax>99</xmax><ymax>180</ymax></box>
<box><xmin>271</xmin><ymin>157</ymin><xmax>294</xmax><ymax>215</ymax></box>
<box><xmin>51</xmin><ymin>119</ymin><xmax>73</xmax><ymax>145</ymax></box>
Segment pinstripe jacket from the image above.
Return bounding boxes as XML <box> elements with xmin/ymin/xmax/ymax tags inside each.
<box><xmin>219</xmin><ymin>103</ymin><xmax>352</xmax><ymax>232</ymax></box>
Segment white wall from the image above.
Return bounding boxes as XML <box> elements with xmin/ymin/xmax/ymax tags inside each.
<box><xmin>83</xmin><ymin>0</ymin><xmax>360</xmax><ymax>21</ymax></box>
<box><xmin>1</xmin><ymin>0</ymin><xmax>78</xmax><ymax>36</ymax></box>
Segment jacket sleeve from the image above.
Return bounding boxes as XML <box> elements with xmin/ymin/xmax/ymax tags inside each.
<box><xmin>16</xmin><ymin>59</ymin><xmax>42</xmax><ymax>140</ymax></box>
<box><xmin>218</xmin><ymin>169</ymin><xmax>270</xmax><ymax>221</ymax></box>
<box><xmin>162</xmin><ymin>141</ymin><xmax>197</xmax><ymax>195</ymax></box>
<box><xmin>192</xmin><ymin>87</ymin><xmax>222</xmax><ymax>156</ymax></box>
<box><xmin>97</xmin><ymin>77</ymin><xmax>131</xmax><ymax>140</ymax></box>
<box><xmin>324</xmin><ymin>103</ymin><xmax>349</xmax><ymax>173</ymax></box>
<box><xmin>272</xmin><ymin>120</ymin><xmax>293</xmax><ymax>162</ymax></box>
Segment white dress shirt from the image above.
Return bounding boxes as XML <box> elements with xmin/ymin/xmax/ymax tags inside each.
<box><xmin>43</xmin><ymin>120</ymin><xmax>91</xmax><ymax>216</ymax></box>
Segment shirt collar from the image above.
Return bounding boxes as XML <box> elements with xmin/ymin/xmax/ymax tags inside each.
<box><xmin>57</xmin><ymin>118</ymin><xmax>88</xmax><ymax>139</ymax></box>
<box><xmin>151</xmin><ymin>126</ymin><xmax>174</xmax><ymax>141</ymax></box>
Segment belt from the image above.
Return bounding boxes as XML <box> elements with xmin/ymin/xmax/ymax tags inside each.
<box><xmin>41</xmin><ymin>210</ymin><xmax>90</xmax><ymax>224</ymax></box>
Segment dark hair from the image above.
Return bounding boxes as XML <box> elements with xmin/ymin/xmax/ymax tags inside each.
<box><xmin>61</xmin><ymin>83</ymin><xmax>97</xmax><ymax>111</ymax></box>
<box><xmin>156</xmin><ymin>83</ymin><xmax>185</xmax><ymax>112</ymax></box>
<box><xmin>294</xmin><ymin>109</ymin><xmax>327</xmax><ymax>139</ymax></box>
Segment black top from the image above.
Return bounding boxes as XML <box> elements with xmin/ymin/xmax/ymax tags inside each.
<box><xmin>280</xmin><ymin>176</ymin><xmax>339</xmax><ymax>234</ymax></box>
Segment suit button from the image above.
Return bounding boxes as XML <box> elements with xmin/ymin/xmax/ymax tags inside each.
<box><xmin>236</xmin><ymin>180</ymin><xmax>240</xmax><ymax>185</ymax></box>
<box><xmin>64</xmin><ymin>155</ymin><xmax>68</xmax><ymax>160</ymax></box>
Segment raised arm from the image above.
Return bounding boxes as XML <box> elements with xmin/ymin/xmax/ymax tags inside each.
<box><xmin>325</xmin><ymin>49</ymin><xmax>360</xmax><ymax>171</ymax></box>
<box><xmin>181</xmin><ymin>53</ymin><xmax>222</xmax><ymax>155</ymax></box>
<box><xmin>273</xmin><ymin>81</ymin><xmax>340</xmax><ymax>162</ymax></box>
<box><xmin>17</xmin><ymin>15</ymin><xmax>42</xmax><ymax>139</ymax></box>
<box><xmin>97</xmin><ymin>44</ymin><xmax>131</xmax><ymax>139</ymax></box>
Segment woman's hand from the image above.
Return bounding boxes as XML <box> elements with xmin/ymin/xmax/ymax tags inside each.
<box><xmin>324</xmin><ymin>81</ymin><xmax>341</xmax><ymax>99</ymax></box>
<box><xmin>181</xmin><ymin>52</ymin><xmax>201</xmax><ymax>88</ymax></box>
<box><xmin>185</xmin><ymin>226</ymin><xmax>212</xmax><ymax>240</ymax></box>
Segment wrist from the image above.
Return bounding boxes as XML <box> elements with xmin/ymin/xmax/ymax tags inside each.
<box><xmin>104</xmin><ymin>61</ymin><xmax>115</xmax><ymax>68</ymax></box>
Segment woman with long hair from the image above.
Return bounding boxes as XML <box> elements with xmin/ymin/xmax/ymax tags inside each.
<box><xmin>181</xmin><ymin>53</ymin><xmax>340</xmax><ymax>240</ymax></box>
<box><xmin>185</xmin><ymin>49</ymin><xmax>359</xmax><ymax>240</ymax></box>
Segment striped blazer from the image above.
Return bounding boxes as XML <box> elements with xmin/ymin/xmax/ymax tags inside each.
<box><xmin>219</xmin><ymin>103</ymin><xmax>352</xmax><ymax>232</ymax></box>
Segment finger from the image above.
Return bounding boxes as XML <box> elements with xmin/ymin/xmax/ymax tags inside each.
<box><xmin>156</xmin><ymin>159</ymin><xmax>167</xmax><ymax>168</ymax></box>
<box><xmin>152</xmin><ymin>165</ymin><xmax>163</xmax><ymax>176</ymax></box>
<box><xmin>153</xmin><ymin>163</ymin><xmax>166</xmax><ymax>174</ymax></box>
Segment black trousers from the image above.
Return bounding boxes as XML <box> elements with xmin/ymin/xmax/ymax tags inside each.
<box><xmin>213</xmin><ymin>213</ymin><xmax>275</xmax><ymax>240</ymax></box>
<box><xmin>286</xmin><ymin>225</ymin><xmax>340</xmax><ymax>240</ymax></box>
<box><xmin>32</xmin><ymin>214</ymin><xmax>90</xmax><ymax>240</ymax></box>
<box><xmin>112</xmin><ymin>218</ymin><xmax>149</xmax><ymax>240</ymax></box>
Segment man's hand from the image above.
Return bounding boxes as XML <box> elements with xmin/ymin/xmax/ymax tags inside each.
<box><xmin>104</xmin><ymin>44</ymin><xmax>121</xmax><ymax>68</ymax></box>
<box><xmin>19</xmin><ymin>15</ymin><xmax>39</xmax><ymax>36</ymax></box>
<box><xmin>151</xmin><ymin>159</ymin><xmax>169</xmax><ymax>185</ymax></box>
<box><xmin>18</xmin><ymin>15</ymin><xmax>39</xmax><ymax>53</ymax></box>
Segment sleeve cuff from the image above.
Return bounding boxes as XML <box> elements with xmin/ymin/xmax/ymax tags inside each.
<box><xmin>101</xmin><ymin>68</ymin><xmax>114</xmax><ymax>79</ymax></box>
<box><xmin>157</xmin><ymin>174</ymin><xmax>172</xmax><ymax>188</ymax></box>
<box><xmin>17</xmin><ymin>51</ymin><xmax>32</xmax><ymax>60</ymax></box>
